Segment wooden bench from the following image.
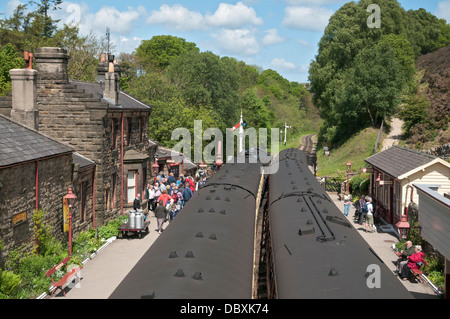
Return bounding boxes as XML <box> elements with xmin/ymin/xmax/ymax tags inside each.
<box><xmin>46</xmin><ymin>256</ymin><xmax>83</xmax><ymax>297</ymax></box>
<box><xmin>410</xmin><ymin>259</ymin><xmax>428</xmax><ymax>284</ymax></box>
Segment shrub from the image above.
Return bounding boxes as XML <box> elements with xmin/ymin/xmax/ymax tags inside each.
<box><xmin>0</xmin><ymin>269</ymin><xmax>22</xmax><ymax>298</ymax></box>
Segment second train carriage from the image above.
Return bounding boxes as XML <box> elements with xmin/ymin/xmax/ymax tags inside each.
<box><xmin>265</xmin><ymin>148</ymin><xmax>412</xmax><ymax>299</ymax></box>
<box><xmin>109</xmin><ymin>158</ymin><xmax>265</xmax><ymax>299</ymax></box>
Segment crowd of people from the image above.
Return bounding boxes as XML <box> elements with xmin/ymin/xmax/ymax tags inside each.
<box><xmin>143</xmin><ymin>168</ymin><xmax>210</xmax><ymax>233</ymax></box>
<box><xmin>350</xmin><ymin>195</ymin><xmax>426</xmax><ymax>282</ymax></box>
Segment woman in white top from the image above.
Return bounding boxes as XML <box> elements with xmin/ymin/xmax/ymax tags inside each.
<box><xmin>343</xmin><ymin>192</ymin><xmax>351</xmax><ymax>217</ymax></box>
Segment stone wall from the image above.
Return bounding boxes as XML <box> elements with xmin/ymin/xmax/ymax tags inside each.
<box><xmin>0</xmin><ymin>154</ymin><xmax>72</xmax><ymax>261</ymax></box>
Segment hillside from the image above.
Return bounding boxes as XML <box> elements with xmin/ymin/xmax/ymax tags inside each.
<box><xmin>408</xmin><ymin>44</ymin><xmax>450</xmax><ymax>148</ymax></box>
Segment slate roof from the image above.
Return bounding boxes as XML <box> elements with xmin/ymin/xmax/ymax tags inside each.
<box><xmin>0</xmin><ymin>114</ymin><xmax>73</xmax><ymax>168</ymax></box>
<box><xmin>71</xmin><ymin>81</ymin><xmax>151</xmax><ymax>111</ymax></box>
<box><xmin>365</xmin><ymin>146</ymin><xmax>437</xmax><ymax>178</ymax></box>
<box><xmin>155</xmin><ymin>146</ymin><xmax>197</xmax><ymax>170</ymax></box>
<box><xmin>72</xmin><ymin>152</ymin><xmax>95</xmax><ymax>170</ymax></box>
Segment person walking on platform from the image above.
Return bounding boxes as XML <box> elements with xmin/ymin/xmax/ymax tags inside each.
<box><xmin>364</xmin><ymin>196</ymin><xmax>374</xmax><ymax>232</ymax></box>
<box><xmin>343</xmin><ymin>192</ymin><xmax>351</xmax><ymax>217</ymax></box>
<box><xmin>357</xmin><ymin>196</ymin><xmax>366</xmax><ymax>224</ymax></box>
<box><xmin>155</xmin><ymin>200</ymin><xmax>168</xmax><ymax>234</ymax></box>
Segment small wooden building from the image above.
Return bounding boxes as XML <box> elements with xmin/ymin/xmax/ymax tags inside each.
<box><xmin>365</xmin><ymin>146</ymin><xmax>450</xmax><ymax>225</ymax></box>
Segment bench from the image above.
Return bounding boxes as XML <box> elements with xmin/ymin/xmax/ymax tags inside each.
<box><xmin>410</xmin><ymin>259</ymin><xmax>428</xmax><ymax>284</ymax></box>
<box><xmin>46</xmin><ymin>256</ymin><xmax>83</xmax><ymax>297</ymax></box>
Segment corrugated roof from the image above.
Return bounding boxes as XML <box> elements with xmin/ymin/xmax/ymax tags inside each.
<box><xmin>0</xmin><ymin>115</ymin><xmax>73</xmax><ymax>167</ymax></box>
<box><xmin>365</xmin><ymin>146</ymin><xmax>437</xmax><ymax>178</ymax></box>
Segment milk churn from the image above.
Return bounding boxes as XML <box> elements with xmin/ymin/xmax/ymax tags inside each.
<box><xmin>128</xmin><ymin>210</ymin><xmax>136</xmax><ymax>229</ymax></box>
<box><xmin>135</xmin><ymin>209</ymin><xmax>144</xmax><ymax>229</ymax></box>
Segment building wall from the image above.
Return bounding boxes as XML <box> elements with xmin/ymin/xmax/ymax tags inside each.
<box><xmin>0</xmin><ymin>154</ymin><xmax>72</xmax><ymax>259</ymax></box>
<box><xmin>72</xmin><ymin>166</ymin><xmax>95</xmax><ymax>234</ymax></box>
<box><xmin>373</xmin><ymin>162</ymin><xmax>450</xmax><ymax>224</ymax></box>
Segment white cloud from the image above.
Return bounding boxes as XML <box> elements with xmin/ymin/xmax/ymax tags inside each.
<box><xmin>436</xmin><ymin>1</ymin><xmax>450</xmax><ymax>23</ymax></box>
<box><xmin>86</xmin><ymin>6</ymin><xmax>142</xmax><ymax>35</ymax></box>
<box><xmin>296</xmin><ymin>38</ymin><xmax>312</xmax><ymax>48</ymax></box>
<box><xmin>282</xmin><ymin>6</ymin><xmax>333</xmax><ymax>31</ymax></box>
<box><xmin>6</xmin><ymin>0</ymin><xmax>24</xmax><ymax>16</ymax></box>
<box><xmin>286</xmin><ymin>0</ymin><xmax>344</xmax><ymax>5</ymax></box>
<box><xmin>146</xmin><ymin>2</ymin><xmax>263</xmax><ymax>31</ymax></box>
<box><xmin>212</xmin><ymin>28</ymin><xmax>259</xmax><ymax>56</ymax></box>
<box><xmin>299</xmin><ymin>63</ymin><xmax>310</xmax><ymax>73</ymax></box>
<box><xmin>146</xmin><ymin>4</ymin><xmax>205</xmax><ymax>31</ymax></box>
<box><xmin>205</xmin><ymin>2</ymin><xmax>263</xmax><ymax>28</ymax></box>
<box><xmin>271</xmin><ymin>58</ymin><xmax>296</xmax><ymax>70</ymax></box>
<box><xmin>262</xmin><ymin>29</ymin><xmax>286</xmax><ymax>46</ymax></box>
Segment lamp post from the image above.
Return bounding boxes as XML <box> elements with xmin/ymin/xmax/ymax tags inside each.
<box><xmin>395</xmin><ymin>215</ymin><xmax>410</xmax><ymax>239</ymax></box>
<box><xmin>346</xmin><ymin>160</ymin><xmax>352</xmax><ymax>193</ymax></box>
<box><xmin>64</xmin><ymin>188</ymin><xmax>77</xmax><ymax>256</ymax></box>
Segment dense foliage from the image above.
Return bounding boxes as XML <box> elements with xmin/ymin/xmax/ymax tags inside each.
<box><xmin>0</xmin><ymin>1</ymin><xmax>107</xmax><ymax>86</ymax></box>
<box><xmin>120</xmin><ymin>35</ymin><xmax>320</xmax><ymax>155</ymax></box>
<box><xmin>1</xmin><ymin>2</ymin><xmax>320</xmax><ymax>156</ymax></box>
<box><xmin>0</xmin><ymin>210</ymin><xmax>127</xmax><ymax>299</ymax></box>
<box><xmin>309</xmin><ymin>0</ymin><xmax>450</xmax><ymax>148</ymax></box>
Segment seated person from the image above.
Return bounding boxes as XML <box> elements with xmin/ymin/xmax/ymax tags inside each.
<box><xmin>399</xmin><ymin>245</ymin><xmax>424</xmax><ymax>280</ymax></box>
<box><xmin>395</xmin><ymin>240</ymin><xmax>415</xmax><ymax>272</ymax></box>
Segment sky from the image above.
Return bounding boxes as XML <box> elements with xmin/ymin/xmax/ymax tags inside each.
<box><xmin>1</xmin><ymin>0</ymin><xmax>450</xmax><ymax>83</ymax></box>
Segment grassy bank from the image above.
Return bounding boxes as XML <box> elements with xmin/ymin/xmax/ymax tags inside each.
<box><xmin>316</xmin><ymin>127</ymin><xmax>379</xmax><ymax>177</ymax></box>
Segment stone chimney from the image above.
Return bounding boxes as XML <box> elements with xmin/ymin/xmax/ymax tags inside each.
<box><xmin>9</xmin><ymin>68</ymin><xmax>38</xmax><ymax>130</ymax></box>
<box><xmin>96</xmin><ymin>53</ymin><xmax>121</xmax><ymax>84</ymax></box>
<box><xmin>34</xmin><ymin>47</ymin><xmax>70</xmax><ymax>84</ymax></box>
<box><xmin>103</xmin><ymin>54</ymin><xmax>120</xmax><ymax>105</ymax></box>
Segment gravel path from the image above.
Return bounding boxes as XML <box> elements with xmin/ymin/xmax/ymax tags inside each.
<box><xmin>382</xmin><ymin>117</ymin><xmax>404</xmax><ymax>150</ymax></box>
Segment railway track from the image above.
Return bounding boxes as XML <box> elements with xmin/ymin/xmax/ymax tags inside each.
<box><xmin>299</xmin><ymin>134</ymin><xmax>315</xmax><ymax>154</ymax></box>
<box><xmin>299</xmin><ymin>134</ymin><xmax>317</xmax><ymax>173</ymax></box>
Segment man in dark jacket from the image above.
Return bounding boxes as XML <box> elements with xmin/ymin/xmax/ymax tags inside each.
<box><xmin>133</xmin><ymin>193</ymin><xmax>141</xmax><ymax>210</ymax></box>
<box><xmin>155</xmin><ymin>200</ymin><xmax>168</xmax><ymax>234</ymax></box>
<box><xmin>182</xmin><ymin>183</ymin><xmax>193</xmax><ymax>205</ymax></box>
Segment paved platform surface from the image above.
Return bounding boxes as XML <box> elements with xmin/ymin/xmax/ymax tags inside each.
<box><xmin>50</xmin><ymin>195</ymin><xmax>441</xmax><ymax>299</ymax></box>
<box><xmin>329</xmin><ymin>193</ymin><xmax>440</xmax><ymax>299</ymax></box>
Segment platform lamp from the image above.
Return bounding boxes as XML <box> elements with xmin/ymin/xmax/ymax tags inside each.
<box><xmin>346</xmin><ymin>160</ymin><xmax>352</xmax><ymax>193</ymax></box>
<box><xmin>395</xmin><ymin>215</ymin><xmax>411</xmax><ymax>239</ymax></box>
<box><xmin>64</xmin><ymin>188</ymin><xmax>77</xmax><ymax>255</ymax></box>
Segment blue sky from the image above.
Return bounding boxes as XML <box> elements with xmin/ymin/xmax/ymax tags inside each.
<box><xmin>1</xmin><ymin>0</ymin><xmax>449</xmax><ymax>83</ymax></box>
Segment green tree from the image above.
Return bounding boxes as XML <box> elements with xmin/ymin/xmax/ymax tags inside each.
<box><xmin>308</xmin><ymin>0</ymin><xmax>448</xmax><ymax>148</ymax></box>
<box><xmin>135</xmin><ymin>35</ymin><xmax>199</xmax><ymax>71</ymax></box>
<box><xmin>0</xmin><ymin>43</ymin><xmax>24</xmax><ymax>96</ymax></box>
<box><xmin>166</xmin><ymin>50</ymin><xmax>239</xmax><ymax>129</ymax></box>
<box><xmin>398</xmin><ymin>94</ymin><xmax>430</xmax><ymax>137</ymax></box>
<box><xmin>30</xmin><ymin>0</ymin><xmax>62</xmax><ymax>38</ymax></box>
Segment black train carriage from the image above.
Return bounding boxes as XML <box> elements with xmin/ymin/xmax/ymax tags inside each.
<box><xmin>265</xmin><ymin>148</ymin><xmax>412</xmax><ymax>299</ymax></box>
<box><xmin>109</xmin><ymin>159</ymin><xmax>265</xmax><ymax>299</ymax></box>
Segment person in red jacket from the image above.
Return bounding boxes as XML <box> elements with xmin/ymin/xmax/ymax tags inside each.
<box><xmin>399</xmin><ymin>245</ymin><xmax>424</xmax><ymax>280</ymax></box>
<box><xmin>187</xmin><ymin>176</ymin><xmax>195</xmax><ymax>192</ymax></box>
<box><xmin>158</xmin><ymin>190</ymin><xmax>172</xmax><ymax>207</ymax></box>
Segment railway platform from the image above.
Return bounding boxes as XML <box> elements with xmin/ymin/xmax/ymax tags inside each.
<box><xmin>49</xmin><ymin>195</ymin><xmax>441</xmax><ymax>299</ymax></box>
<box><xmin>329</xmin><ymin>193</ymin><xmax>441</xmax><ymax>299</ymax></box>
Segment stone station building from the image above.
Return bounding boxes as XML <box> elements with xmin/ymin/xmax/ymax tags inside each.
<box><xmin>0</xmin><ymin>47</ymin><xmax>154</xmax><ymax>256</ymax></box>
